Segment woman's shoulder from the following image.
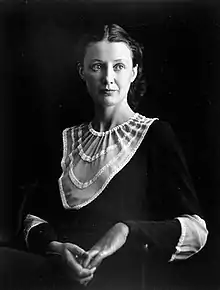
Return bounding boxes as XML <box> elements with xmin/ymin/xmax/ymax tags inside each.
<box><xmin>142</xmin><ymin>116</ymin><xmax>179</xmax><ymax>150</ymax></box>
<box><xmin>148</xmin><ymin>119</ymin><xmax>174</xmax><ymax>136</ymax></box>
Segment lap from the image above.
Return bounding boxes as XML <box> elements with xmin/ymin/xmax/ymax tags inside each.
<box><xmin>0</xmin><ymin>247</ymin><xmax>83</xmax><ymax>290</ymax></box>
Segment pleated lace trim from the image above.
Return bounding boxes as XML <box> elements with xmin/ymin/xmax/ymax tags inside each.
<box><xmin>58</xmin><ymin>113</ymin><xmax>158</xmax><ymax>209</ymax></box>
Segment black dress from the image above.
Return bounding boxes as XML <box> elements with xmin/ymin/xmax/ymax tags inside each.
<box><xmin>24</xmin><ymin>118</ymin><xmax>207</xmax><ymax>290</ymax></box>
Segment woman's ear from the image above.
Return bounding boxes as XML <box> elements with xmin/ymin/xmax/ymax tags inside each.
<box><xmin>77</xmin><ymin>62</ymin><xmax>85</xmax><ymax>81</ymax></box>
<box><xmin>131</xmin><ymin>64</ymin><xmax>138</xmax><ymax>83</ymax></box>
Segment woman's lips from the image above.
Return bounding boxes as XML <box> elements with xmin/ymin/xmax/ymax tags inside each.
<box><xmin>100</xmin><ymin>89</ymin><xmax>117</xmax><ymax>95</ymax></box>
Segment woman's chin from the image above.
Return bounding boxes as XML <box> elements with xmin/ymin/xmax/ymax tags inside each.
<box><xmin>97</xmin><ymin>94</ymin><xmax>119</xmax><ymax>107</ymax></box>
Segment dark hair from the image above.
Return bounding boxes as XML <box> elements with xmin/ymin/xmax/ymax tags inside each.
<box><xmin>76</xmin><ymin>24</ymin><xmax>146</xmax><ymax>110</ymax></box>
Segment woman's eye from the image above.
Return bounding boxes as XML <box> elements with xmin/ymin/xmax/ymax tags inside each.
<box><xmin>91</xmin><ymin>64</ymin><xmax>102</xmax><ymax>72</ymax></box>
<box><xmin>114</xmin><ymin>63</ymin><xmax>125</xmax><ymax>71</ymax></box>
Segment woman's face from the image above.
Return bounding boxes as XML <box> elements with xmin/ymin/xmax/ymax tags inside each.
<box><xmin>79</xmin><ymin>40</ymin><xmax>138</xmax><ymax>108</ymax></box>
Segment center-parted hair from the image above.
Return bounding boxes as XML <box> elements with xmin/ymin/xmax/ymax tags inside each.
<box><xmin>76</xmin><ymin>24</ymin><xmax>146</xmax><ymax>110</ymax></box>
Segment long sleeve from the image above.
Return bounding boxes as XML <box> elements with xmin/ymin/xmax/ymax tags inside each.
<box><xmin>23</xmin><ymin>182</ymin><xmax>62</xmax><ymax>255</ymax></box>
<box><xmin>124</xmin><ymin>121</ymin><xmax>208</xmax><ymax>261</ymax></box>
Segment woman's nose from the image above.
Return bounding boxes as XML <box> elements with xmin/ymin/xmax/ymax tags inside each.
<box><xmin>102</xmin><ymin>66</ymin><xmax>114</xmax><ymax>85</ymax></box>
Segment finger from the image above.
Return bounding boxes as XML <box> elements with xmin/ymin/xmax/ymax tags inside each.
<box><xmin>77</xmin><ymin>267</ymin><xmax>96</xmax><ymax>279</ymax></box>
<box><xmin>66</xmin><ymin>243</ymin><xmax>86</xmax><ymax>256</ymax></box>
<box><xmin>88</xmin><ymin>253</ymin><xmax>103</xmax><ymax>269</ymax></box>
<box><xmin>65</xmin><ymin>249</ymin><xmax>95</xmax><ymax>278</ymax></box>
<box><xmin>83</xmin><ymin>249</ymin><xmax>99</xmax><ymax>268</ymax></box>
<box><xmin>79</xmin><ymin>273</ymin><xmax>94</xmax><ymax>286</ymax></box>
<box><xmin>66</xmin><ymin>243</ymin><xmax>88</xmax><ymax>265</ymax></box>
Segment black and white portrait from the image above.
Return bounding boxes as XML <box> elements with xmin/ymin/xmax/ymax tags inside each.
<box><xmin>0</xmin><ymin>1</ymin><xmax>219</xmax><ymax>289</ymax></box>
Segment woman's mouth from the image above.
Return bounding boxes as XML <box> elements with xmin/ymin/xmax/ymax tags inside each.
<box><xmin>100</xmin><ymin>89</ymin><xmax>117</xmax><ymax>96</ymax></box>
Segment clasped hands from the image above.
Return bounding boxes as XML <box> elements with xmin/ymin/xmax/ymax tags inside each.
<box><xmin>48</xmin><ymin>222</ymin><xmax>129</xmax><ymax>286</ymax></box>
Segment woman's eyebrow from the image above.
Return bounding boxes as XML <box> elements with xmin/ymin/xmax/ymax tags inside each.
<box><xmin>90</xmin><ymin>58</ymin><xmax>128</xmax><ymax>62</ymax></box>
<box><xmin>90</xmin><ymin>59</ymin><xmax>103</xmax><ymax>62</ymax></box>
<box><xmin>114</xmin><ymin>58</ymin><xmax>126</xmax><ymax>61</ymax></box>
<box><xmin>113</xmin><ymin>58</ymin><xmax>129</xmax><ymax>63</ymax></box>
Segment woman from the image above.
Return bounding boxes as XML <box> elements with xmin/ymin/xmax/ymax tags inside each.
<box><xmin>23</xmin><ymin>24</ymin><xmax>208</xmax><ymax>289</ymax></box>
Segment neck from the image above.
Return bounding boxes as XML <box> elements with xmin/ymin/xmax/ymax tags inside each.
<box><xmin>92</xmin><ymin>101</ymin><xmax>135</xmax><ymax>132</ymax></box>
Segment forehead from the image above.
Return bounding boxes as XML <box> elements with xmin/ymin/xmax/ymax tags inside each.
<box><xmin>84</xmin><ymin>40</ymin><xmax>133</xmax><ymax>63</ymax></box>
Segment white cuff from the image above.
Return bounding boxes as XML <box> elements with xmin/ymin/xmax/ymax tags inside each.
<box><xmin>24</xmin><ymin>214</ymin><xmax>48</xmax><ymax>249</ymax></box>
<box><xmin>169</xmin><ymin>214</ymin><xmax>208</xmax><ymax>262</ymax></box>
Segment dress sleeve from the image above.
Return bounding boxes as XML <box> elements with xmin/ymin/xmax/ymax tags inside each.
<box><xmin>23</xmin><ymin>182</ymin><xmax>61</xmax><ymax>255</ymax></box>
<box><xmin>124</xmin><ymin>120</ymin><xmax>208</xmax><ymax>262</ymax></box>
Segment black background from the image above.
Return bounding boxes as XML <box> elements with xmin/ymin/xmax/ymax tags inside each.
<box><xmin>0</xmin><ymin>0</ymin><xmax>220</xmax><ymax>287</ymax></box>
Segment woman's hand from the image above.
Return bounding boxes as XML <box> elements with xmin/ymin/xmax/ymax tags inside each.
<box><xmin>48</xmin><ymin>241</ymin><xmax>96</xmax><ymax>286</ymax></box>
<box><xmin>83</xmin><ymin>222</ymin><xmax>129</xmax><ymax>269</ymax></box>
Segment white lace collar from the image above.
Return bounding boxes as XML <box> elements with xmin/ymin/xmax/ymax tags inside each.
<box><xmin>58</xmin><ymin>113</ymin><xmax>158</xmax><ymax>210</ymax></box>
<box><xmin>88</xmin><ymin>112</ymin><xmax>139</xmax><ymax>136</ymax></box>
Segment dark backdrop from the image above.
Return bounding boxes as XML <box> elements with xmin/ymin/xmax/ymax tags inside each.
<box><xmin>1</xmin><ymin>0</ymin><xmax>220</xmax><ymax>287</ymax></box>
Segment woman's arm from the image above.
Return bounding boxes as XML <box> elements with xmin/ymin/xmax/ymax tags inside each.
<box><xmin>123</xmin><ymin>120</ymin><xmax>208</xmax><ymax>262</ymax></box>
<box><xmin>22</xmin><ymin>182</ymin><xmax>60</xmax><ymax>255</ymax></box>
<box><xmin>124</xmin><ymin>214</ymin><xmax>207</xmax><ymax>262</ymax></box>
